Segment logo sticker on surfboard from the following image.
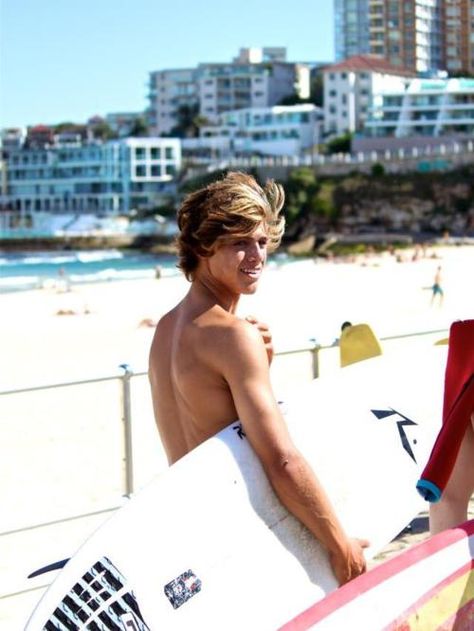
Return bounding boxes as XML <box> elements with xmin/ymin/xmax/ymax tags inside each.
<box><xmin>372</xmin><ymin>408</ymin><xmax>418</xmax><ymax>462</ymax></box>
<box><xmin>164</xmin><ymin>569</ymin><xmax>202</xmax><ymax>609</ymax></box>
<box><xmin>43</xmin><ymin>556</ymin><xmax>150</xmax><ymax>630</ymax></box>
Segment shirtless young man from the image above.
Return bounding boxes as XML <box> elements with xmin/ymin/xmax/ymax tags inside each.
<box><xmin>148</xmin><ymin>172</ymin><xmax>368</xmax><ymax>586</ymax></box>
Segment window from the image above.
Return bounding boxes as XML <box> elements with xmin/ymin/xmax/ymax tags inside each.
<box><xmin>165</xmin><ymin>147</ymin><xmax>174</xmax><ymax>159</ymax></box>
<box><xmin>151</xmin><ymin>147</ymin><xmax>161</xmax><ymax>160</ymax></box>
<box><xmin>135</xmin><ymin>165</ymin><xmax>146</xmax><ymax>177</ymax></box>
<box><xmin>151</xmin><ymin>165</ymin><xmax>161</xmax><ymax>177</ymax></box>
<box><xmin>134</xmin><ymin>147</ymin><xmax>146</xmax><ymax>160</ymax></box>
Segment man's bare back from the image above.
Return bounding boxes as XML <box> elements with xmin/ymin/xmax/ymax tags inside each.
<box><xmin>149</xmin><ymin>294</ymin><xmax>246</xmax><ymax>465</ymax></box>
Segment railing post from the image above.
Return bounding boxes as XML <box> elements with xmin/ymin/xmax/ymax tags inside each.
<box><xmin>310</xmin><ymin>342</ymin><xmax>321</xmax><ymax>379</ymax></box>
<box><xmin>119</xmin><ymin>363</ymin><xmax>134</xmax><ymax>497</ymax></box>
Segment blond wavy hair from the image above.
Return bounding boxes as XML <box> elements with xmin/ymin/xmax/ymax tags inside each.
<box><xmin>176</xmin><ymin>171</ymin><xmax>285</xmax><ymax>280</ymax></box>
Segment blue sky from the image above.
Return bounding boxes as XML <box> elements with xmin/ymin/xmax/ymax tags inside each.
<box><xmin>0</xmin><ymin>0</ymin><xmax>334</xmax><ymax>129</ymax></box>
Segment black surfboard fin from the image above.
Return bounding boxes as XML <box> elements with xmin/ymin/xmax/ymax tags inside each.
<box><xmin>28</xmin><ymin>558</ymin><xmax>70</xmax><ymax>579</ymax></box>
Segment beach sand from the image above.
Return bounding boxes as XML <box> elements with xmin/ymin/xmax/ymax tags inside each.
<box><xmin>1</xmin><ymin>244</ymin><xmax>473</xmax><ymax>628</ymax></box>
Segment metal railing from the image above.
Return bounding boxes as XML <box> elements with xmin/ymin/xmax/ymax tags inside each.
<box><xmin>0</xmin><ymin>325</ymin><xmax>448</xmax><ymax>509</ymax></box>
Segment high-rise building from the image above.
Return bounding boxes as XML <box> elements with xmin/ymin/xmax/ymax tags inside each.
<box><xmin>442</xmin><ymin>0</ymin><xmax>473</xmax><ymax>74</ymax></box>
<box><xmin>334</xmin><ymin>0</ymin><xmax>370</xmax><ymax>61</ymax></box>
<box><xmin>334</xmin><ymin>0</ymin><xmax>474</xmax><ymax>75</ymax></box>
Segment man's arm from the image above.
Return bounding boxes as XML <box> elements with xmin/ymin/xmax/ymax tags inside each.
<box><xmin>217</xmin><ymin>320</ymin><xmax>368</xmax><ymax>585</ymax></box>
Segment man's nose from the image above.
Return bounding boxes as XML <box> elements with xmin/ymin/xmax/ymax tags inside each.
<box><xmin>247</xmin><ymin>242</ymin><xmax>263</xmax><ymax>261</ymax></box>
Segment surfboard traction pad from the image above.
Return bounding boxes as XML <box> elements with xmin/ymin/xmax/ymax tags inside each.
<box><xmin>41</xmin><ymin>555</ymin><xmax>151</xmax><ymax>630</ymax></box>
<box><xmin>40</xmin><ymin>555</ymin><xmax>203</xmax><ymax>629</ymax></box>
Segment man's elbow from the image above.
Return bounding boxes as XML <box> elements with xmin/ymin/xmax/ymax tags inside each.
<box><xmin>263</xmin><ymin>447</ymin><xmax>307</xmax><ymax>486</ymax></box>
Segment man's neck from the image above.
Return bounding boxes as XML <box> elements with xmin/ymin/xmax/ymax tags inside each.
<box><xmin>190</xmin><ymin>276</ymin><xmax>240</xmax><ymax>314</ymax></box>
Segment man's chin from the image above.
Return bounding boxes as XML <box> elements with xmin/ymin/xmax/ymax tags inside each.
<box><xmin>242</xmin><ymin>283</ymin><xmax>259</xmax><ymax>295</ymax></box>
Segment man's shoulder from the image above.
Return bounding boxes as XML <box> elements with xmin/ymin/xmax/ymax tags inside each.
<box><xmin>197</xmin><ymin>307</ymin><xmax>254</xmax><ymax>341</ymax></box>
<box><xmin>204</xmin><ymin>315</ymin><xmax>266</xmax><ymax>379</ymax></box>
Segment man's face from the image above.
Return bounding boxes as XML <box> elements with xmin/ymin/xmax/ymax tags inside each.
<box><xmin>206</xmin><ymin>223</ymin><xmax>269</xmax><ymax>295</ymax></box>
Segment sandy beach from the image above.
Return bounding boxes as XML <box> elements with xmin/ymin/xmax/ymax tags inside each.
<box><xmin>1</xmin><ymin>244</ymin><xmax>473</xmax><ymax>628</ymax></box>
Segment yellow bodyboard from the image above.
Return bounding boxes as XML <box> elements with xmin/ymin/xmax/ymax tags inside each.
<box><xmin>340</xmin><ymin>323</ymin><xmax>382</xmax><ymax>367</ymax></box>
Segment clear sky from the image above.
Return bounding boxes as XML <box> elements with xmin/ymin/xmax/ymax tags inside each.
<box><xmin>0</xmin><ymin>0</ymin><xmax>334</xmax><ymax>130</ymax></box>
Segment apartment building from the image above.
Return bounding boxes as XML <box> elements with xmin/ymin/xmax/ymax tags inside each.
<box><xmin>360</xmin><ymin>76</ymin><xmax>474</xmax><ymax>148</ymax></box>
<box><xmin>148</xmin><ymin>48</ymin><xmax>310</xmax><ymax>136</ymax></box>
<box><xmin>182</xmin><ymin>104</ymin><xmax>323</xmax><ymax>158</ymax></box>
<box><xmin>335</xmin><ymin>0</ymin><xmax>474</xmax><ymax>75</ymax></box>
<box><xmin>323</xmin><ymin>55</ymin><xmax>415</xmax><ymax>136</ymax></box>
<box><xmin>2</xmin><ymin>136</ymin><xmax>181</xmax><ymax>217</ymax></box>
<box><xmin>148</xmin><ymin>68</ymin><xmax>199</xmax><ymax>137</ymax></box>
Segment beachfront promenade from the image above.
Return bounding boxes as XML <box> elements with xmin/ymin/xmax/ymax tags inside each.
<box><xmin>1</xmin><ymin>245</ymin><xmax>473</xmax><ymax>628</ymax></box>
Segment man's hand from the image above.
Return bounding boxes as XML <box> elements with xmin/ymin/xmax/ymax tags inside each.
<box><xmin>329</xmin><ymin>537</ymin><xmax>370</xmax><ymax>586</ymax></box>
<box><xmin>245</xmin><ymin>316</ymin><xmax>274</xmax><ymax>365</ymax></box>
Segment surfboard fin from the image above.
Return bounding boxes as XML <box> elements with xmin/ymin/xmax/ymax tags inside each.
<box><xmin>28</xmin><ymin>558</ymin><xmax>70</xmax><ymax>579</ymax></box>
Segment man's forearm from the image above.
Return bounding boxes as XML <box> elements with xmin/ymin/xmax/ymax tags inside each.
<box><xmin>263</xmin><ymin>450</ymin><xmax>349</xmax><ymax>556</ymax></box>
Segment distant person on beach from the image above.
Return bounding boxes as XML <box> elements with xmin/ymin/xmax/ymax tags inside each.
<box><xmin>431</xmin><ymin>265</ymin><xmax>444</xmax><ymax>307</ymax></box>
<box><xmin>148</xmin><ymin>172</ymin><xmax>368</xmax><ymax>586</ymax></box>
<box><xmin>56</xmin><ymin>267</ymin><xmax>71</xmax><ymax>293</ymax></box>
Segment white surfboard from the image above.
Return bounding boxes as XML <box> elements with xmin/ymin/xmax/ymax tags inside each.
<box><xmin>280</xmin><ymin>518</ymin><xmax>474</xmax><ymax>630</ymax></box>
<box><xmin>26</xmin><ymin>346</ymin><xmax>447</xmax><ymax>630</ymax></box>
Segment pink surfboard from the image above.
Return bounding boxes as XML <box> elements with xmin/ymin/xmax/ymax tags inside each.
<box><xmin>280</xmin><ymin>519</ymin><xmax>474</xmax><ymax>631</ymax></box>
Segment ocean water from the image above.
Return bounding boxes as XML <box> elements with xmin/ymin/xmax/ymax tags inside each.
<box><xmin>0</xmin><ymin>249</ymin><xmax>294</xmax><ymax>293</ymax></box>
<box><xmin>0</xmin><ymin>249</ymin><xmax>181</xmax><ymax>293</ymax></box>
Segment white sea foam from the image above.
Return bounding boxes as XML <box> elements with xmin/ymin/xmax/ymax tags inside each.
<box><xmin>0</xmin><ymin>275</ymin><xmax>40</xmax><ymax>290</ymax></box>
<box><xmin>75</xmin><ymin>250</ymin><xmax>124</xmax><ymax>263</ymax></box>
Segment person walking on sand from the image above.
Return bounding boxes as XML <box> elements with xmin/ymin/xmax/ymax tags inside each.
<box><xmin>431</xmin><ymin>265</ymin><xmax>444</xmax><ymax>307</ymax></box>
<box><xmin>148</xmin><ymin>172</ymin><xmax>368</xmax><ymax>586</ymax></box>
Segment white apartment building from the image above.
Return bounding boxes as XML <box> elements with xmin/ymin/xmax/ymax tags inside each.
<box><xmin>148</xmin><ymin>48</ymin><xmax>311</xmax><ymax>136</ymax></box>
<box><xmin>148</xmin><ymin>68</ymin><xmax>199</xmax><ymax>137</ymax></box>
<box><xmin>323</xmin><ymin>55</ymin><xmax>415</xmax><ymax>137</ymax></box>
<box><xmin>362</xmin><ymin>76</ymin><xmax>474</xmax><ymax>145</ymax></box>
<box><xmin>181</xmin><ymin>104</ymin><xmax>323</xmax><ymax>158</ymax></box>
<box><xmin>2</xmin><ymin>137</ymin><xmax>181</xmax><ymax>217</ymax></box>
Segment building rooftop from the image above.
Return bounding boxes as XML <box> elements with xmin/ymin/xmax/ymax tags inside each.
<box><xmin>324</xmin><ymin>55</ymin><xmax>416</xmax><ymax>77</ymax></box>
